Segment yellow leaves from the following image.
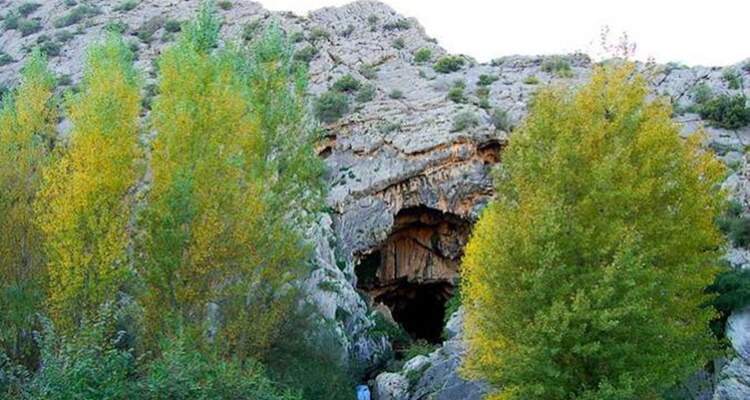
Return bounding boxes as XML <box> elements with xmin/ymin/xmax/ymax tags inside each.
<box><xmin>36</xmin><ymin>36</ymin><xmax>141</xmax><ymax>332</ymax></box>
<box><xmin>462</xmin><ymin>64</ymin><xmax>726</xmax><ymax>399</ymax></box>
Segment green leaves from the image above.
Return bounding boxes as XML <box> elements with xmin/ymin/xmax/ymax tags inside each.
<box><xmin>463</xmin><ymin>64</ymin><xmax>725</xmax><ymax>400</ymax></box>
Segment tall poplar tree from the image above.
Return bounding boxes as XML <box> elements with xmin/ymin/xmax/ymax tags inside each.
<box><xmin>0</xmin><ymin>50</ymin><xmax>57</xmax><ymax>366</ymax></box>
<box><xmin>37</xmin><ymin>35</ymin><xmax>142</xmax><ymax>333</ymax></box>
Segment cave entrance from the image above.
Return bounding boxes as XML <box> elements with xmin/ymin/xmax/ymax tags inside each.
<box><xmin>356</xmin><ymin>206</ymin><xmax>469</xmax><ymax>344</ymax></box>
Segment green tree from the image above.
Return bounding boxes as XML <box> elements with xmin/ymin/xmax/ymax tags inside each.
<box><xmin>36</xmin><ymin>35</ymin><xmax>142</xmax><ymax>334</ymax></box>
<box><xmin>462</xmin><ymin>64</ymin><xmax>726</xmax><ymax>400</ymax></box>
<box><xmin>0</xmin><ymin>50</ymin><xmax>57</xmax><ymax>367</ymax></box>
<box><xmin>141</xmin><ymin>9</ymin><xmax>323</xmax><ymax>362</ymax></box>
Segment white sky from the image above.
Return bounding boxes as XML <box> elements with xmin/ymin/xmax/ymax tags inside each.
<box><xmin>262</xmin><ymin>0</ymin><xmax>750</xmax><ymax>67</ymax></box>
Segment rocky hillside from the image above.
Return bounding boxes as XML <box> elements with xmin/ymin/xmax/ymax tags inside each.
<box><xmin>2</xmin><ymin>1</ymin><xmax>749</xmax><ymax>398</ymax></box>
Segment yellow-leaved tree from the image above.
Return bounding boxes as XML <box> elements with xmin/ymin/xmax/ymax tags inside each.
<box><xmin>36</xmin><ymin>35</ymin><xmax>142</xmax><ymax>333</ymax></box>
<box><xmin>462</xmin><ymin>64</ymin><xmax>726</xmax><ymax>400</ymax></box>
<box><xmin>0</xmin><ymin>50</ymin><xmax>57</xmax><ymax>366</ymax></box>
<box><xmin>141</xmin><ymin>6</ymin><xmax>318</xmax><ymax>361</ymax></box>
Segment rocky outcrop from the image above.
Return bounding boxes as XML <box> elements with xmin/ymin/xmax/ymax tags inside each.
<box><xmin>2</xmin><ymin>0</ymin><xmax>750</xmax><ymax>397</ymax></box>
<box><xmin>375</xmin><ymin>308</ymin><xmax>488</xmax><ymax>400</ymax></box>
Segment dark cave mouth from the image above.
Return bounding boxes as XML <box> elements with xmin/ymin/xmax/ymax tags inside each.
<box><xmin>375</xmin><ymin>280</ymin><xmax>454</xmax><ymax>344</ymax></box>
<box><xmin>356</xmin><ymin>206</ymin><xmax>469</xmax><ymax>345</ymax></box>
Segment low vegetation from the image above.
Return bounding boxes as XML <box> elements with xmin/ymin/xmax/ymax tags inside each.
<box><xmin>433</xmin><ymin>55</ymin><xmax>465</xmax><ymax>73</ymax></box>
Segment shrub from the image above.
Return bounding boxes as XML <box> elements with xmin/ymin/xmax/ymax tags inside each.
<box><xmin>242</xmin><ymin>20</ymin><xmax>262</xmax><ymax>41</ymax></box>
<box><xmin>413</xmin><ymin>48</ymin><xmax>431</xmax><ymax>63</ymax></box>
<box><xmin>699</xmin><ymin>94</ymin><xmax>750</xmax><ymax>129</ymax></box>
<box><xmin>541</xmin><ymin>56</ymin><xmax>573</xmax><ymax>77</ymax></box>
<box><xmin>105</xmin><ymin>20</ymin><xmax>128</xmax><ymax>34</ymax></box>
<box><xmin>388</xmin><ymin>89</ymin><xmax>404</xmax><ymax>99</ymax></box>
<box><xmin>490</xmin><ymin>107</ymin><xmax>512</xmax><ymax>131</ymax></box>
<box><xmin>217</xmin><ymin>0</ymin><xmax>233</xmax><ymax>10</ymax></box>
<box><xmin>309</xmin><ymin>27</ymin><xmax>330</xmax><ymax>41</ymax></box>
<box><xmin>53</xmin><ymin>4</ymin><xmax>99</xmax><ymax>28</ymax></box>
<box><xmin>392</xmin><ymin>37</ymin><xmax>405</xmax><ymax>49</ymax></box>
<box><xmin>355</xmin><ymin>84</ymin><xmax>375</xmax><ymax>103</ymax></box>
<box><xmin>293</xmin><ymin>45</ymin><xmax>317</xmax><ymax>64</ymax></box>
<box><xmin>54</xmin><ymin>29</ymin><xmax>75</xmax><ymax>43</ymax></box>
<box><xmin>433</xmin><ymin>55</ymin><xmax>464</xmax><ymax>73</ymax></box>
<box><xmin>717</xmin><ymin>200</ymin><xmax>750</xmax><ymax>247</ymax></box>
<box><xmin>451</xmin><ymin>110</ymin><xmax>479</xmax><ymax>132</ymax></box>
<box><xmin>523</xmin><ymin>75</ymin><xmax>540</xmax><ymax>84</ymax></box>
<box><xmin>706</xmin><ymin>267</ymin><xmax>750</xmax><ymax>336</ymax></box>
<box><xmin>114</xmin><ymin>0</ymin><xmax>138</xmax><ymax>12</ymax></box>
<box><xmin>34</xmin><ymin>35</ymin><xmax>61</xmax><ymax>57</ymax></box>
<box><xmin>462</xmin><ymin>64</ymin><xmax>726</xmax><ymax>400</ymax></box>
<box><xmin>17</xmin><ymin>19</ymin><xmax>41</xmax><ymax>36</ymax></box>
<box><xmin>314</xmin><ymin>91</ymin><xmax>349</xmax><ymax>123</ymax></box>
<box><xmin>135</xmin><ymin>16</ymin><xmax>164</xmax><ymax>43</ymax></box>
<box><xmin>141</xmin><ymin>335</ymin><xmax>299</xmax><ymax>400</ymax></box>
<box><xmin>403</xmin><ymin>340</ymin><xmax>436</xmax><ymax>360</ymax></box>
<box><xmin>723</xmin><ymin>68</ymin><xmax>742</xmax><ymax>90</ymax></box>
<box><xmin>17</xmin><ymin>2</ymin><xmax>41</xmax><ymax>17</ymax></box>
<box><xmin>370</xmin><ymin>313</ymin><xmax>410</xmax><ymax>348</ymax></box>
<box><xmin>332</xmin><ymin>74</ymin><xmax>361</xmax><ymax>92</ymax></box>
<box><xmin>383</xmin><ymin>19</ymin><xmax>410</xmax><ymax>31</ymax></box>
<box><xmin>377</xmin><ymin>121</ymin><xmax>401</xmax><ymax>134</ymax></box>
<box><xmin>358</xmin><ymin>63</ymin><xmax>378</xmax><ymax>79</ymax></box>
<box><xmin>367</xmin><ymin>15</ymin><xmax>379</xmax><ymax>26</ymax></box>
<box><xmin>3</xmin><ymin>12</ymin><xmax>20</xmax><ymax>31</ymax></box>
<box><xmin>0</xmin><ymin>51</ymin><xmax>13</xmax><ymax>66</ymax></box>
<box><xmin>447</xmin><ymin>83</ymin><xmax>465</xmax><ymax>103</ymax></box>
<box><xmin>478</xmin><ymin>74</ymin><xmax>498</xmax><ymax>86</ymax></box>
<box><xmin>691</xmin><ymin>82</ymin><xmax>712</xmax><ymax>105</ymax></box>
<box><xmin>164</xmin><ymin>19</ymin><xmax>181</xmax><ymax>33</ymax></box>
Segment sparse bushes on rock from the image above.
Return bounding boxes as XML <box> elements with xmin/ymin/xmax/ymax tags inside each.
<box><xmin>477</xmin><ymin>74</ymin><xmax>498</xmax><ymax>86</ymax></box>
<box><xmin>447</xmin><ymin>80</ymin><xmax>465</xmax><ymax>103</ymax></box>
<box><xmin>433</xmin><ymin>55</ymin><xmax>464</xmax><ymax>73</ymax></box>
<box><xmin>17</xmin><ymin>19</ymin><xmax>41</xmax><ymax>37</ymax></box>
<box><xmin>717</xmin><ymin>200</ymin><xmax>750</xmax><ymax>248</ymax></box>
<box><xmin>332</xmin><ymin>74</ymin><xmax>361</xmax><ymax>92</ymax></box>
<box><xmin>164</xmin><ymin>19</ymin><xmax>181</xmax><ymax>33</ymax></box>
<box><xmin>413</xmin><ymin>48</ymin><xmax>431</xmax><ymax>63</ymax></box>
<box><xmin>541</xmin><ymin>55</ymin><xmax>573</xmax><ymax>77</ymax></box>
<box><xmin>358</xmin><ymin>63</ymin><xmax>378</xmax><ymax>79</ymax></box>
<box><xmin>217</xmin><ymin>0</ymin><xmax>233</xmax><ymax>10</ymax></box>
<box><xmin>451</xmin><ymin>110</ymin><xmax>479</xmax><ymax>132</ymax></box>
<box><xmin>490</xmin><ymin>107</ymin><xmax>512</xmax><ymax>131</ymax></box>
<box><xmin>309</xmin><ymin>27</ymin><xmax>330</xmax><ymax>41</ymax></box>
<box><xmin>523</xmin><ymin>75</ymin><xmax>539</xmax><ymax>84</ymax></box>
<box><xmin>388</xmin><ymin>88</ymin><xmax>404</xmax><ymax>99</ymax></box>
<box><xmin>314</xmin><ymin>91</ymin><xmax>350</xmax><ymax>123</ymax></box>
<box><xmin>53</xmin><ymin>4</ymin><xmax>99</xmax><ymax>28</ymax></box>
<box><xmin>135</xmin><ymin>16</ymin><xmax>165</xmax><ymax>43</ymax></box>
<box><xmin>355</xmin><ymin>83</ymin><xmax>376</xmax><ymax>102</ymax></box>
<box><xmin>383</xmin><ymin>19</ymin><xmax>410</xmax><ymax>31</ymax></box>
<box><xmin>699</xmin><ymin>94</ymin><xmax>750</xmax><ymax>129</ymax></box>
<box><xmin>0</xmin><ymin>51</ymin><xmax>13</xmax><ymax>66</ymax></box>
<box><xmin>17</xmin><ymin>2</ymin><xmax>41</xmax><ymax>17</ymax></box>
<box><xmin>114</xmin><ymin>0</ymin><xmax>138</xmax><ymax>12</ymax></box>
<box><xmin>293</xmin><ymin>45</ymin><xmax>317</xmax><ymax>63</ymax></box>
<box><xmin>723</xmin><ymin>68</ymin><xmax>742</xmax><ymax>90</ymax></box>
<box><xmin>392</xmin><ymin>37</ymin><xmax>405</xmax><ymax>49</ymax></box>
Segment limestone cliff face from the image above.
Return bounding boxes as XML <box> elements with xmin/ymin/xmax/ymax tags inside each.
<box><xmin>2</xmin><ymin>0</ymin><xmax>750</xmax><ymax>398</ymax></box>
